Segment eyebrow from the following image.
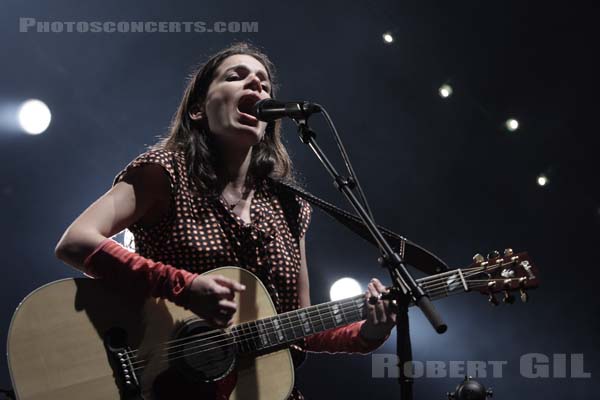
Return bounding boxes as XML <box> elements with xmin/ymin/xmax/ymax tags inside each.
<box><xmin>223</xmin><ymin>64</ymin><xmax>269</xmax><ymax>82</ymax></box>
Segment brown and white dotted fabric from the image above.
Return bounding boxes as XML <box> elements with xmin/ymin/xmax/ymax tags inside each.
<box><xmin>114</xmin><ymin>149</ymin><xmax>311</xmax><ymax>400</ymax></box>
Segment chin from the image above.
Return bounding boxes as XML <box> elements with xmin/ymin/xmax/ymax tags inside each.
<box><xmin>229</xmin><ymin>126</ymin><xmax>264</xmax><ymax>147</ymax></box>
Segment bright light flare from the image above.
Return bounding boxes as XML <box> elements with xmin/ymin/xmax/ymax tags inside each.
<box><xmin>382</xmin><ymin>32</ymin><xmax>394</xmax><ymax>44</ymax></box>
<box><xmin>330</xmin><ymin>277</ymin><xmax>363</xmax><ymax>301</ymax></box>
<box><xmin>505</xmin><ymin>118</ymin><xmax>519</xmax><ymax>132</ymax></box>
<box><xmin>439</xmin><ymin>84</ymin><xmax>453</xmax><ymax>98</ymax></box>
<box><xmin>537</xmin><ymin>174</ymin><xmax>549</xmax><ymax>187</ymax></box>
<box><xmin>18</xmin><ymin>99</ymin><xmax>51</xmax><ymax>135</ymax></box>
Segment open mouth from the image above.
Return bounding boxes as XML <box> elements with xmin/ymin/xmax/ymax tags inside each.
<box><xmin>236</xmin><ymin>93</ymin><xmax>261</xmax><ymax>126</ymax></box>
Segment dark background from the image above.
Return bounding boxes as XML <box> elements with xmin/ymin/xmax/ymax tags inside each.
<box><xmin>1</xmin><ymin>0</ymin><xmax>598</xmax><ymax>399</ymax></box>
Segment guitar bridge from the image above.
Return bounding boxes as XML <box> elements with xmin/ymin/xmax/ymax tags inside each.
<box><xmin>104</xmin><ymin>327</ymin><xmax>143</xmax><ymax>399</ymax></box>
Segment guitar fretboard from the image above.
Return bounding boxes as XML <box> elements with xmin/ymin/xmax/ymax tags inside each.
<box><xmin>231</xmin><ymin>294</ymin><xmax>367</xmax><ymax>353</ymax></box>
<box><xmin>228</xmin><ymin>267</ymin><xmax>474</xmax><ymax>354</ymax></box>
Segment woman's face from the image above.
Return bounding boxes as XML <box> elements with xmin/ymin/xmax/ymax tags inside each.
<box><xmin>202</xmin><ymin>54</ymin><xmax>272</xmax><ymax>148</ymax></box>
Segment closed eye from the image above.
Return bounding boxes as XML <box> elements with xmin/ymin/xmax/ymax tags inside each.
<box><xmin>224</xmin><ymin>69</ymin><xmax>270</xmax><ymax>92</ymax></box>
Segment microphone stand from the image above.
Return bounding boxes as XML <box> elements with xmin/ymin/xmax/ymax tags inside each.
<box><xmin>292</xmin><ymin>116</ymin><xmax>448</xmax><ymax>400</ymax></box>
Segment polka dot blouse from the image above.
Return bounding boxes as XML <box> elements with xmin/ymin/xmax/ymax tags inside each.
<box><xmin>113</xmin><ymin>149</ymin><xmax>312</xmax><ymax>317</ymax></box>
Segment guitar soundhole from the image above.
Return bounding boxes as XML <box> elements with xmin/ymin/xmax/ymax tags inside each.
<box><xmin>170</xmin><ymin>319</ymin><xmax>236</xmax><ymax>383</ymax></box>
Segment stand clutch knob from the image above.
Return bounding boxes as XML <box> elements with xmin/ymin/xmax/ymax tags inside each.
<box><xmin>447</xmin><ymin>376</ymin><xmax>493</xmax><ymax>400</ymax></box>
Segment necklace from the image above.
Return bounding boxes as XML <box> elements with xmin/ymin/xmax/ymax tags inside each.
<box><xmin>221</xmin><ymin>186</ymin><xmax>252</xmax><ymax>209</ymax></box>
<box><xmin>222</xmin><ymin>195</ymin><xmax>243</xmax><ymax>209</ymax></box>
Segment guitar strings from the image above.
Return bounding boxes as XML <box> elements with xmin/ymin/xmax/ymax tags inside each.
<box><xmin>128</xmin><ymin>256</ymin><xmax>519</xmax><ymax>358</ymax></box>
<box><xmin>158</xmin><ymin>281</ymin><xmax>497</xmax><ymax>376</ymax></box>
<box><xmin>128</xmin><ymin>264</ymin><xmax>507</xmax><ymax>372</ymax></box>
<box><xmin>123</xmin><ymin>267</ymin><xmax>464</xmax><ymax>361</ymax></box>
<box><xmin>130</xmin><ymin>279</ymin><xmax>493</xmax><ymax>373</ymax></box>
<box><xmin>122</xmin><ymin>266</ymin><xmax>480</xmax><ymax>358</ymax></box>
<box><xmin>128</xmin><ymin>299</ymin><xmax>370</xmax><ymax>371</ymax></box>
<box><xmin>124</xmin><ymin>263</ymin><xmax>507</xmax><ymax>368</ymax></box>
<box><xmin>125</xmin><ymin>263</ymin><xmax>506</xmax><ymax>372</ymax></box>
<box><xmin>128</xmin><ymin>297</ymin><xmax>374</xmax><ymax>370</ymax></box>
<box><xmin>130</xmin><ymin>281</ymin><xmax>494</xmax><ymax>374</ymax></box>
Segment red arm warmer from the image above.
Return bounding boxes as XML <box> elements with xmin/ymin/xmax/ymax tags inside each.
<box><xmin>83</xmin><ymin>238</ymin><xmax>197</xmax><ymax>307</ymax></box>
<box><xmin>304</xmin><ymin>320</ymin><xmax>389</xmax><ymax>354</ymax></box>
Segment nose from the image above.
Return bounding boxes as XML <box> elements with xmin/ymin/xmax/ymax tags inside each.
<box><xmin>245</xmin><ymin>74</ymin><xmax>263</xmax><ymax>94</ymax></box>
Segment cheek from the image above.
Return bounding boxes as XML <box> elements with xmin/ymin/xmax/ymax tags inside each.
<box><xmin>204</xmin><ymin>94</ymin><xmax>231</xmax><ymax>126</ymax></box>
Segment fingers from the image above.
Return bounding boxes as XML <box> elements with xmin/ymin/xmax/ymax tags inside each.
<box><xmin>365</xmin><ymin>290</ymin><xmax>377</xmax><ymax>324</ymax></box>
<box><xmin>204</xmin><ymin>299</ymin><xmax>238</xmax><ymax>328</ymax></box>
<box><xmin>212</xmin><ymin>275</ymin><xmax>246</xmax><ymax>293</ymax></box>
<box><xmin>371</xmin><ymin>278</ymin><xmax>387</xmax><ymax>293</ymax></box>
<box><xmin>209</xmin><ymin>279</ymin><xmax>241</xmax><ymax>326</ymax></box>
<box><xmin>367</xmin><ymin>280</ymin><xmax>385</xmax><ymax>324</ymax></box>
<box><xmin>366</xmin><ymin>278</ymin><xmax>398</xmax><ymax>326</ymax></box>
<box><xmin>209</xmin><ymin>275</ymin><xmax>246</xmax><ymax>302</ymax></box>
<box><xmin>188</xmin><ymin>275</ymin><xmax>245</xmax><ymax>328</ymax></box>
<box><xmin>210</xmin><ymin>283</ymin><xmax>235</xmax><ymax>301</ymax></box>
<box><xmin>372</xmin><ymin>279</ymin><xmax>397</xmax><ymax>323</ymax></box>
<box><xmin>214</xmin><ymin>300</ymin><xmax>237</xmax><ymax>328</ymax></box>
<box><xmin>218</xmin><ymin>299</ymin><xmax>237</xmax><ymax>314</ymax></box>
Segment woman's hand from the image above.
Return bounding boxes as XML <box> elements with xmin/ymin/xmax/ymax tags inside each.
<box><xmin>360</xmin><ymin>278</ymin><xmax>397</xmax><ymax>341</ymax></box>
<box><xmin>187</xmin><ymin>274</ymin><xmax>246</xmax><ymax>328</ymax></box>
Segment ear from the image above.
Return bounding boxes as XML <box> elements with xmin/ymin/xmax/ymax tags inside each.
<box><xmin>189</xmin><ymin>104</ymin><xmax>204</xmax><ymax>121</ymax></box>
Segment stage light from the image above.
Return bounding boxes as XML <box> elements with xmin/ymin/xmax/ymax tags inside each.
<box><xmin>330</xmin><ymin>277</ymin><xmax>362</xmax><ymax>301</ymax></box>
<box><xmin>439</xmin><ymin>84</ymin><xmax>453</xmax><ymax>98</ymax></box>
<box><xmin>18</xmin><ymin>99</ymin><xmax>51</xmax><ymax>135</ymax></box>
<box><xmin>382</xmin><ymin>32</ymin><xmax>394</xmax><ymax>44</ymax></box>
<box><xmin>537</xmin><ymin>174</ymin><xmax>549</xmax><ymax>187</ymax></box>
<box><xmin>505</xmin><ymin>118</ymin><xmax>519</xmax><ymax>132</ymax></box>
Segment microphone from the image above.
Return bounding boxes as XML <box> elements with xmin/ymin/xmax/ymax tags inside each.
<box><xmin>252</xmin><ymin>99</ymin><xmax>321</xmax><ymax>122</ymax></box>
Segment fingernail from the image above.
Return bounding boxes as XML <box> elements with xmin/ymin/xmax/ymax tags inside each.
<box><xmin>241</xmin><ymin>284</ymin><xmax>246</xmax><ymax>290</ymax></box>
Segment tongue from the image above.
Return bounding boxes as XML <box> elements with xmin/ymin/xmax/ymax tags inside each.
<box><xmin>238</xmin><ymin>110</ymin><xmax>258</xmax><ymax>125</ymax></box>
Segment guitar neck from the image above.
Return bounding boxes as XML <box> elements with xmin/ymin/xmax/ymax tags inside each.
<box><xmin>232</xmin><ymin>268</ymin><xmax>466</xmax><ymax>354</ymax></box>
<box><xmin>231</xmin><ymin>293</ymin><xmax>367</xmax><ymax>354</ymax></box>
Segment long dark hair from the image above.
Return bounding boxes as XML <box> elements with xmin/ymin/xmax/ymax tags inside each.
<box><xmin>154</xmin><ymin>42</ymin><xmax>293</xmax><ymax>194</ymax></box>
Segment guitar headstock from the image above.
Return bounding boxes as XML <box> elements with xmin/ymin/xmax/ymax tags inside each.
<box><xmin>464</xmin><ymin>249</ymin><xmax>539</xmax><ymax>305</ymax></box>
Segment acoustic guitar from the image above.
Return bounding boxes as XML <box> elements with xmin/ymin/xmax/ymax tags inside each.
<box><xmin>7</xmin><ymin>249</ymin><xmax>538</xmax><ymax>399</ymax></box>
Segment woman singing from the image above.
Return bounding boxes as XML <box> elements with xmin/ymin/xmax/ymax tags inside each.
<box><xmin>55</xmin><ymin>42</ymin><xmax>396</xmax><ymax>399</ymax></box>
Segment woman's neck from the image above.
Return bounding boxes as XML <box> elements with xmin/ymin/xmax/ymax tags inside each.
<box><xmin>216</xmin><ymin>144</ymin><xmax>253</xmax><ymax>192</ymax></box>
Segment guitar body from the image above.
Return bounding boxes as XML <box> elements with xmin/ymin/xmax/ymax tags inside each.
<box><xmin>7</xmin><ymin>267</ymin><xmax>294</xmax><ymax>400</ymax></box>
<box><xmin>7</xmin><ymin>250</ymin><xmax>538</xmax><ymax>399</ymax></box>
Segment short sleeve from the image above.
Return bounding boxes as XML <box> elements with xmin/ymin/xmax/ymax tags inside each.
<box><xmin>297</xmin><ymin>197</ymin><xmax>312</xmax><ymax>239</ymax></box>
<box><xmin>112</xmin><ymin>149</ymin><xmax>180</xmax><ymax>232</ymax></box>
<box><xmin>113</xmin><ymin>149</ymin><xmax>178</xmax><ymax>192</ymax></box>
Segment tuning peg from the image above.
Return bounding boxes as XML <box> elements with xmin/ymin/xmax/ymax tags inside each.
<box><xmin>488</xmin><ymin>293</ymin><xmax>499</xmax><ymax>306</ymax></box>
<box><xmin>473</xmin><ymin>253</ymin><xmax>485</xmax><ymax>263</ymax></box>
<box><xmin>502</xmin><ymin>290</ymin><xmax>515</xmax><ymax>304</ymax></box>
<box><xmin>487</xmin><ymin>250</ymin><xmax>500</xmax><ymax>260</ymax></box>
<box><xmin>503</xmin><ymin>248</ymin><xmax>514</xmax><ymax>256</ymax></box>
<box><xmin>520</xmin><ymin>289</ymin><xmax>529</xmax><ymax>303</ymax></box>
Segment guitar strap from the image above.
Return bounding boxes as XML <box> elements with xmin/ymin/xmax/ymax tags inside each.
<box><xmin>274</xmin><ymin>180</ymin><xmax>449</xmax><ymax>275</ymax></box>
